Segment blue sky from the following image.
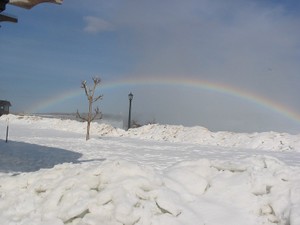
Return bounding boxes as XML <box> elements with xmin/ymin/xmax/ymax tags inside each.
<box><xmin>1</xmin><ymin>0</ymin><xmax>300</xmax><ymax>133</ymax></box>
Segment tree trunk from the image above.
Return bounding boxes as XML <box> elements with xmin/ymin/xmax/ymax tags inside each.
<box><xmin>86</xmin><ymin>97</ymin><xmax>93</xmax><ymax>140</ymax></box>
<box><xmin>86</xmin><ymin>121</ymin><xmax>90</xmax><ymax>140</ymax></box>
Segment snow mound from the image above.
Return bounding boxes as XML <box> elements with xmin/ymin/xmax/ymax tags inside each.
<box><xmin>0</xmin><ymin>156</ymin><xmax>299</xmax><ymax>225</ymax></box>
<box><xmin>124</xmin><ymin>124</ymin><xmax>300</xmax><ymax>151</ymax></box>
<box><xmin>1</xmin><ymin>114</ymin><xmax>87</xmax><ymax>133</ymax></box>
<box><xmin>1</xmin><ymin>114</ymin><xmax>300</xmax><ymax>151</ymax></box>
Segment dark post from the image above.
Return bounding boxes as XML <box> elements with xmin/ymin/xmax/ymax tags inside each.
<box><xmin>128</xmin><ymin>92</ymin><xmax>133</xmax><ymax>130</ymax></box>
<box><xmin>5</xmin><ymin>118</ymin><xmax>9</xmax><ymax>143</ymax></box>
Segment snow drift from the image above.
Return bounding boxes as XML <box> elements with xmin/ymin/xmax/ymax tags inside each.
<box><xmin>3</xmin><ymin>114</ymin><xmax>300</xmax><ymax>151</ymax></box>
<box><xmin>0</xmin><ymin>157</ymin><xmax>300</xmax><ymax>225</ymax></box>
<box><xmin>0</xmin><ymin>114</ymin><xmax>300</xmax><ymax>225</ymax></box>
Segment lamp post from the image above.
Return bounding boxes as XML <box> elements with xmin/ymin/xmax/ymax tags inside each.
<box><xmin>128</xmin><ymin>92</ymin><xmax>133</xmax><ymax>130</ymax></box>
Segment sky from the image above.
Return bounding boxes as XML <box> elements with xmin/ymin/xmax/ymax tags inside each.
<box><xmin>1</xmin><ymin>0</ymin><xmax>300</xmax><ymax>133</ymax></box>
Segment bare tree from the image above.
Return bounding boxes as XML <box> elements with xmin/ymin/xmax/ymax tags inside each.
<box><xmin>77</xmin><ymin>77</ymin><xmax>103</xmax><ymax>140</ymax></box>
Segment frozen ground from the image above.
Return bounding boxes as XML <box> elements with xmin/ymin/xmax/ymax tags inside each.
<box><xmin>0</xmin><ymin>114</ymin><xmax>300</xmax><ymax>225</ymax></box>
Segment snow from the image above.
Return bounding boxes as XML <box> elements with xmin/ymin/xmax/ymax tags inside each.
<box><xmin>0</xmin><ymin>114</ymin><xmax>300</xmax><ymax>225</ymax></box>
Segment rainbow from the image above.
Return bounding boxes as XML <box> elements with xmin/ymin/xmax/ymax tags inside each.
<box><xmin>27</xmin><ymin>77</ymin><xmax>300</xmax><ymax>124</ymax></box>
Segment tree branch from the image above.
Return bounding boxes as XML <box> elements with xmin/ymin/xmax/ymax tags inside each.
<box><xmin>91</xmin><ymin>107</ymin><xmax>102</xmax><ymax>121</ymax></box>
<box><xmin>93</xmin><ymin>94</ymin><xmax>103</xmax><ymax>103</ymax></box>
<box><xmin>92</xmin><ymin>77</ymin><xmax>101</xmax><ymax>85</ymax></box>
<box><xmin>81</xmin><ymin>80</ymin><xmax>89</xmax><ymax>97</ymax></box>
<box><xmin>90</xmin><ymin>77</ymin><xmax>101</xmax><ymax>99</ymax></box>
<box><xmin>76</xmin><ymin>109</ymin><xmax>87</xmax><ymax>121</ymax></box>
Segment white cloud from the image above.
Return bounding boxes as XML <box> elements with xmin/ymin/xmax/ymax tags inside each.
<box><xmin>83</xmin><ymin>16</ymin><xmax>114</xmax><ymax>33</ymax></box>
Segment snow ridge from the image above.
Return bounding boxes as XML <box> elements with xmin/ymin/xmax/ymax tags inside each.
<box><xmin>123</xmin><ymin>124</ymin><xmax>300</xmax><ymax>151</ymax></box>
<box><xmin>2</xmin><ymin>114</ymin><xmax>299</xmax><ymax>152</ymax></box>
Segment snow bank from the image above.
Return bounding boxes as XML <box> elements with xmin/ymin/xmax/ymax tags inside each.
<box><xmin>1</xmin><ymin>114</ymin><xmax>87</xmax><ymax>134</ymax></box>
<box><xmin>0</xmin><ymin>156</ymin><xmax>299</xmax><ymax>225</ymax></box>
<box><xmin>2</xmin><ymin>114</ymin><xmax>299</xmax><ymax>151</ymax></box>
<box><xmin>124</xmin><ymin>124</ymin><xmax>300</xmax><ymax>151</ymax></box>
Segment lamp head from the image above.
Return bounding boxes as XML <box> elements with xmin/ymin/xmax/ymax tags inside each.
<box><xmin>128</xmin><ymin>92</ymin><xmax>133</xmax><ymax>101</ymax></box>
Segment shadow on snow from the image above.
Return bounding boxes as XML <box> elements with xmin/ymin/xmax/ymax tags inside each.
<box><xmin>0</xmin><ymin>140</ymin><xmax>104</xmax><ymax>173</ymax></box>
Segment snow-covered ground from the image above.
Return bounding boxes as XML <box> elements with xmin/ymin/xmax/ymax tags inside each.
<box><xmin>0</xmin><ymin>114</ymin><xmax>300</xmax><ymax>225</ymax></box>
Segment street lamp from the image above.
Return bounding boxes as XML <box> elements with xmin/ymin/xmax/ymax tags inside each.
<box><xmin>128</xmin><ymin>92</ymin><xmax>133</xmax><ymax>130</ymax></box>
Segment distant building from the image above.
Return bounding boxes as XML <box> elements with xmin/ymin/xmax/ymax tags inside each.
<box><xmin>0</xmin><ymin>100</ymin><xmax>11</xmax><ymax>116</ymax></box>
